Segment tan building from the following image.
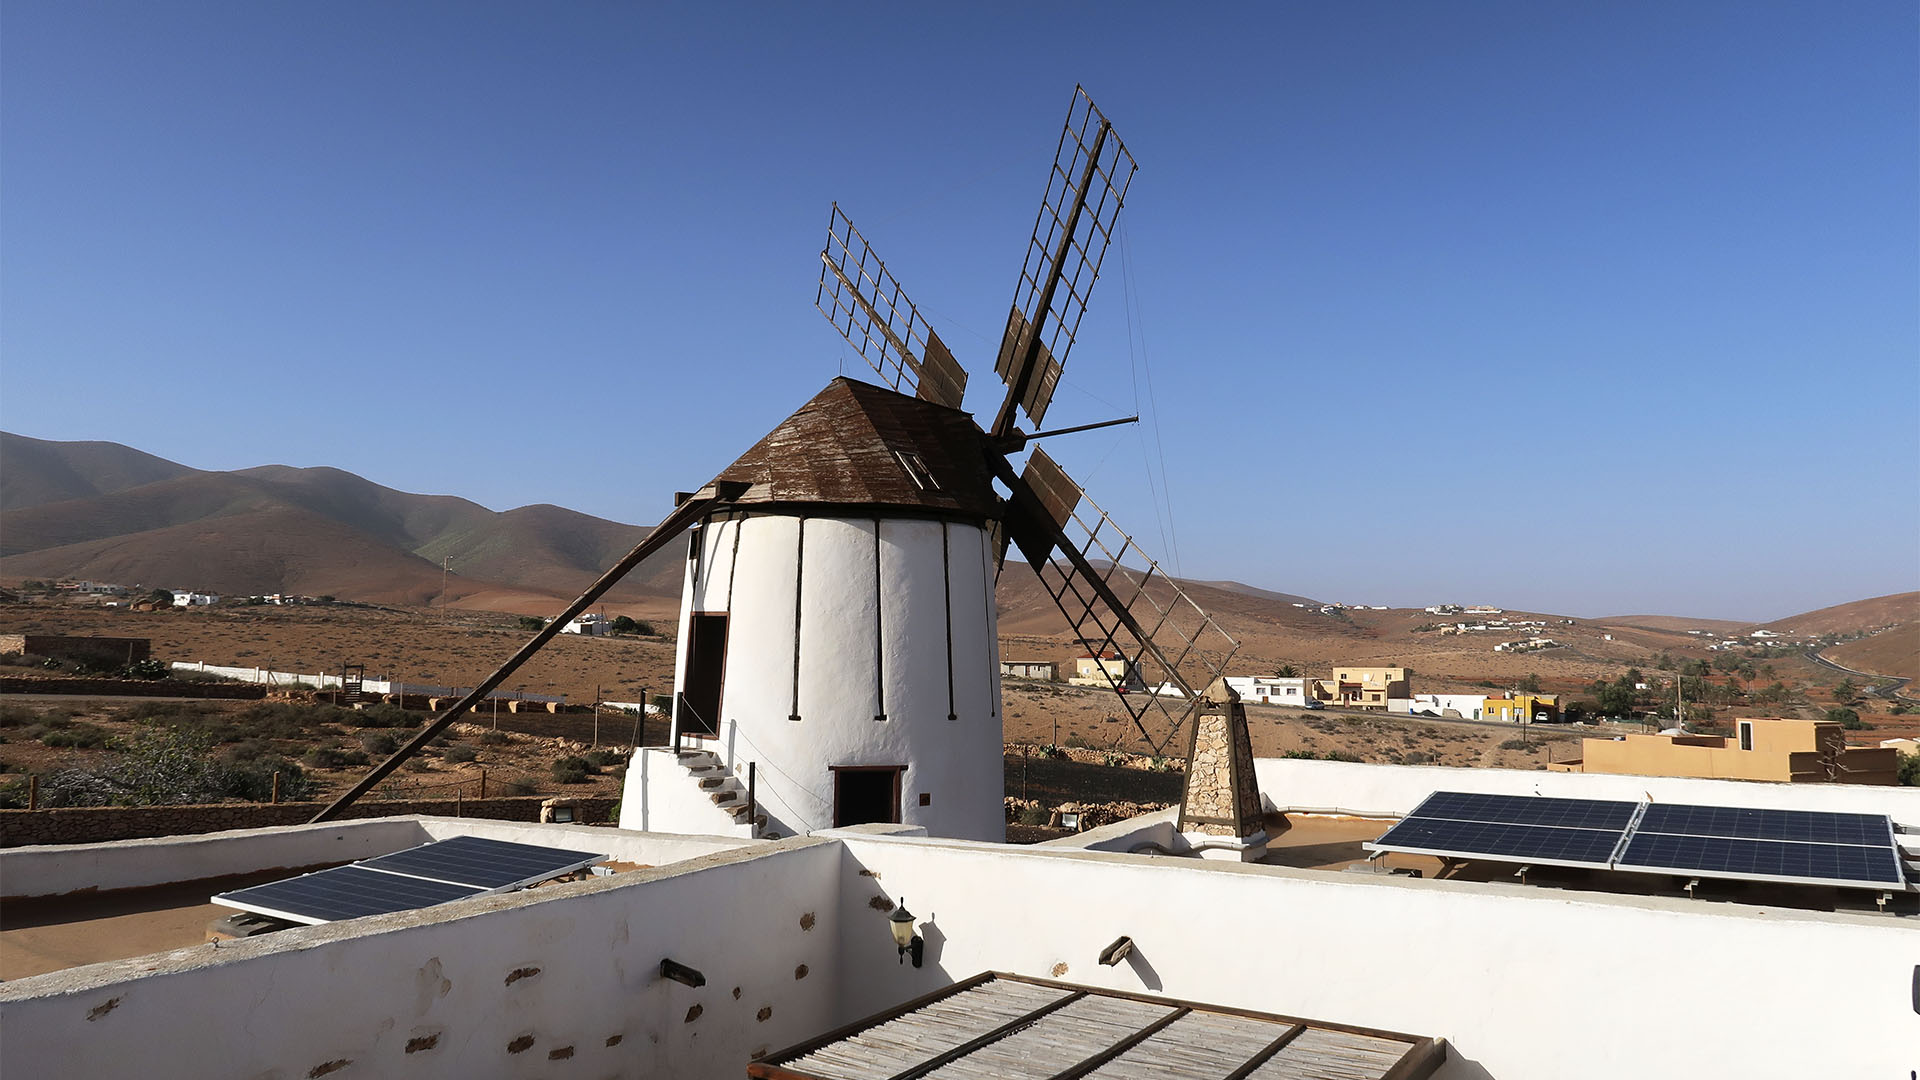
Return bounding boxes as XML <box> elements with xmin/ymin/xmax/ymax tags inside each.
<box><xmin>1549</xmin><ymin>717</ymin><xmax>1898</xmax><ymax>785</ymax></box>
<box><xmin>1315</xmin><ymin>667</ymin><xmax>1411</xmax><ymax>710</ymax></box>
<box><xmin>1069</xmin><ymin>653</ymin><xmax>1145</xmax><ymax>692</ymax></box>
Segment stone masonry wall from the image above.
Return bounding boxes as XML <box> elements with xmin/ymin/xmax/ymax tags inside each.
<box><xmin>0</xmin><ymin>675</ymin><xmax>267</xmax><ymax>699</ymax></box>
<box><xmin>0</xmin><ymin>796</ymin><xmax>619</xmax><ymax>848</ymax></box>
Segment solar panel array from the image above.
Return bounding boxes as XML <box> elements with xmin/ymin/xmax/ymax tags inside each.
<box><xmin>1366</xmin><ymin>791</ymin><xmax>1909</xmax><ymax>893</ymax></box>
<box><xmin>1618</xmin><ymin>801</ymin><xmax>1902</xmax><ymax>889</ymax></box>
<box><xmin>214</xmin><ymin>836</ymin><xmax>605</xmax><ymax>925</ymax></box>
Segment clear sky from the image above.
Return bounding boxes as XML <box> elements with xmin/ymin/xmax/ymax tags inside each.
<box><xmin>3</xmin><ymin>2</ymin><xmax>1915</xmax><ymax>622</ymax></box>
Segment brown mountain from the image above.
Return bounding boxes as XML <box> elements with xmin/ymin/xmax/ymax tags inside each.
<box><xmin>1753</xmin><ymin>592</ymin><xmax>1919</xmax><ymax>637</ymax></box>
<box><xmin>0</xmin><ymin>433</ymin><xmax>198</xmax><ymax>511</ymax></box>
<box><xmin>0</xmin><ymin>434</ymin><xmax>680</xmax><ymax>605</ymax></box>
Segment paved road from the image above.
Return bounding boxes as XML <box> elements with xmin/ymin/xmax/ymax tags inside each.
<box><xmin>1803</xmin><ymin>649</ymin><xmax>1914</xmax><ymax>702</ymax></box>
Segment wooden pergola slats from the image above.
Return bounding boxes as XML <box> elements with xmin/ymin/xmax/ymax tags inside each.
<box><xmin>748</xmin><ymin>974</ymin><xmax>1446</xmax><ymax>1080</ymax></box>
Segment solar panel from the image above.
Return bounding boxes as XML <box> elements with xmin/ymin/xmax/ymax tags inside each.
<box><xmin>213</xmin><ymin>835</ymin><xmax>608</xmax><ymax>925</ymax></box>
<box><xmin>213</xmin><ymin>865</ymin><xmax>488</xmax><ymax>925</ymax></box>
<box><xmin>1413</xmin><ymin>791</ymin><xmax>1640</xmax><ymax>831</ymax></box>
<box><xmin>1617</xmin><ymin>832</ymin><xmax>1903</xmax><ymax>889</ymax></box>
<box><xmin>1369</xmin><ymin>817</ymin><xmax>1625</xmax><ymax>867</ymax></box>
<box><xmin>1367</xmin><ymin>789</ymin><xmax>1908</xmax><ymax>894</ymax></box>
<box><xmin>1636</xmin><ymin>803</ymin><xmax>1890</xmax><ymax>846</ymax></box>
<box><xmin>357</xmin><ymin>835</ymin><xmax>605</xmax><ymax>890</ymax></box>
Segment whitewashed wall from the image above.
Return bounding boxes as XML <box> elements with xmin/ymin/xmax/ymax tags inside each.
<box><xmin>0</xmin><ymin>839</ymin><xmax>843</xmax><ymax>1080</ymax></box>
<box><xmin>1252</xmin><ymin>757</ymin><xmax>1920</xmax><ymax>825</ymax></box>
<box><xmin>827</xmin><ymin>830</ymin><xmax>1920</xmax><ymax>1080</ymax></box>
<box><xmin>659</xmin><ymin>511</ymin><xmax>1004</xmax><ymax>841</ymax></box>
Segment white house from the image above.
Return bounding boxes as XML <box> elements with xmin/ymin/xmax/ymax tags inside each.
<box><xmin>1224</xmin><ymin>675</ymin><xmax>1311</xmax><ymax>706</ymax></box>
<box><xmin>561</xmin><ymin>613</ymin><xmax>612</xmax><ymax>636</ymax></box>
<box><xmin>1391</xmin><ymin>693</ymin><xmax>1489</xmax><ymax>720</ymax></box>
<box><xmin>622</xmin><ymin>379</ymin><xmax>1004</xmax><ymax>843</ymax></box>
<box><xmin>170</xmin><ymin>592</ymin><xmax>218</xmax><ymax>607</ymax></box>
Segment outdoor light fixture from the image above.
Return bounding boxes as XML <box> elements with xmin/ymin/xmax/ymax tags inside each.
<box><xmin>1098</xmin><ymin>935</ymin><xmax>1135</xmax><ymax>967</ymax></box>
<box><xmin>889</xmin><ymin>898</ymin><xmax>924</xmax><ymax>967</ymax></box>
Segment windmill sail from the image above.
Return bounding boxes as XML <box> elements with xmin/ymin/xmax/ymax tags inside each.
<box><xmin>991</xmin><ymin>86</ymin><xmax>1137</xmax><ymax>438</ymax></box>
<box><xmin>999</xmin><ymin>449</ymin><xmax>1239</xmax><ymax>753</ymax></box>
<box><xmin>816</xmin><ymin>204</ymin><xmax>967</xmax><ymax>409</ymax></box>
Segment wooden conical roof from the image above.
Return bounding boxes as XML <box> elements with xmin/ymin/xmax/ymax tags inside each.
<box><xmin>710</xmin><ymin>378</ymin><xmax>1001</xmax><ymax>521</ymax></box>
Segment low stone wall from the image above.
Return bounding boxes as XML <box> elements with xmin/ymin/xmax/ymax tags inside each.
<box><xmin>1004</xmin><ymin>797</ymin><xmax>1171</xmax><ymax>830</ymax></box>
<box><xmin>0</xmin><ymin>675</ymin><xmax>267</xmax><ymax>699</ymax></box>
<box><xmin>0</xmin><ymin>795</ymin><xmax>620</xmax><ymax>847</ymax></box>
<box><xmin>0</xmin><ymin>635</ymin><xmax>150</xmax><ymax>666</ymax></box>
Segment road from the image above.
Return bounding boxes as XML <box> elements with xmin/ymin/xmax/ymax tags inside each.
<box><xmin>1803</xmin><ymin>649</ymin><xmax>1914</xmax><ymax>702</ymax></box>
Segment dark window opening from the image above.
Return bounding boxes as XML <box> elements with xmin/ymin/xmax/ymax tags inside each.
<box><xmin>681</xmin><ymin>613</ymin><xmax>728</xmax><ymax>737</ymax></box>
<box><xmin>833</xmin><ymin>766</ymin><xmax>903</xmax><ymax>827</ymax></box>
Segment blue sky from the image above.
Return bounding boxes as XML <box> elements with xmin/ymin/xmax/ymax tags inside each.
<box><xmin>3</xmin><ymin>2</ymin><xmax>1914</xmax><ymax>621</ymax></box>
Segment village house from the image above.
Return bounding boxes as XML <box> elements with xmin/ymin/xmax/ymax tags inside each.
<box><xmin>1550</xmin><ymin>717</ymin><xmax>1898</xmax><ymax>784</ymax></box>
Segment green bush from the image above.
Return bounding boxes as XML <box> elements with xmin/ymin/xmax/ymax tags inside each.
<box><xmin>40</xmin><ymin>722</ymin><xmax>112</xmax><ymax>749</ymax></box>
<box><xmin>0</xmin><ymin>703</ymin><xmax>41</xmax><ymax>727</ymax></box>
<box><xmin>583</xmin><ymin>749</ymin><xmax>623</xmax><ymax>769</ymax></box>
<box><xmin>348</xmin><ymin>704</ymin><xmax>420</xmax><ymax>729</ymax></box>
<box><xmin>1898</xmin><ymin>752</ymin><xmax>1920</xmax><ymax>788</ymax></box>
<box><xmin>1498</xmin><ymin>738</ymin><xmax>1532</xmax><ymax>751</ymax></box>
<box><xmin>478</xmin><ymin>730</ymin><xmax>510</xmax><ymax>746</ymax></box>
<box><xmin>515</xmin><ymin>616</ymin><xmax>546</xmax><ymax>632</ymax></box>
<box><xmin>1015</xmin><ymin>806</ymin><xmax>1050</xmax><ymax>826</ymax></box>
<box><xmin>303</xmin><ymin>745</ymin><xmax>369</xmax><ymax>769</ymax></box>
<box><xmin>1825</xmin><ymin>707</ymin><xmax>1866</xmax><ymax>731</ymax></box>
<box><xmin>443</xmin><ymin>743</ymin><xmax>478</xmax><ymax>763</ymax></box>
<box><xmin>550</xmin><ymin>756</ymin><xmax>593</xmax><ymax>784</ymax></box>
<box><xmin>224</xmin><ymin>756</ymin><xmax>313</xmax><ymax>801</ymax></box>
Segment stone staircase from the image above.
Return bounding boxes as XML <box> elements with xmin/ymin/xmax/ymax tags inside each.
<box><xmin>674</xmin><ymin>748</ymin><xmax>775</xmax><ymax>839</ymax></box>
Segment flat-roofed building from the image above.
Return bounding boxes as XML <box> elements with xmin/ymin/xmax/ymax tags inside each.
<box><xmin>1549</xmin><ymin>717</ymin><xmax>1898</xmax><ymax>784</ymax></box>
<box><xmin>1319</xmin><ymin>666</ymin><xmax>1410</xmax><ymax>710</ymax></box>
<box><xmin>1000</xmin><ymin>659</ymin><xmax>1058</xmax><ymax>681</ymax></box>
<box><xmin>1069</xmin><ymin>653</ymin><xmax>1145</xmax><ymax>692</ymax></box>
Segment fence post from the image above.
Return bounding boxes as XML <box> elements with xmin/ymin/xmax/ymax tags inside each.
<box><xmin>747</xmin><ymin>762</ymin><xmax>757</xmax><ymax>837</ymax></box>
<box><xmin>271</xmin><ymin>771</ymin><xmax>281</xmax><ymax>804</ymax></box>
<box><xmin>455</xmin><ymin>791</ymin><xmax>462</xmax><ymax>818</ymax></box>
<box><xmin>28</xmin><ymin>774</ymin><xmax>38</xmax><ymax>811</ymax></box>
<box><xmin>479</xmin><ymin>768</ymin><xmax>487</xmax><ymax>799</ymax></box>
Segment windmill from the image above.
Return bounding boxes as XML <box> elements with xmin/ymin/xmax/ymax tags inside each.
<box><xmin>815</xmin><ymin>85</ymin><xmax>1239</xmax><ymax>756</ymax></box>
<box><xmin>311</xmin><ymin>87</ymin><xmax>1236</xmax><ymax>841</ymax></box>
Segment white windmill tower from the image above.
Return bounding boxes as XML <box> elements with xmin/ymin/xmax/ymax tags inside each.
<box><xmin>619</xmin><ymin>87</ymin><xmax>1239</xmax><ymax>842</ymax></box>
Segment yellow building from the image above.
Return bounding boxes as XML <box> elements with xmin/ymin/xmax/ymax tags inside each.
<box><xmin>1481</xmin><ymin>693</ymin><xmax>1560</xmax><ymax>723</ymax></box>
<box><xmin>1069</xmin><ymin>653</ymin><xmax>1145</xmax><ymax>692</ymax></box>
<box><xmin>1316</xmin><ymin>667</ymin><xmax>1410</xmax><ymax>710</ymax></box>
<box><xmin>1548</xmin><ymin>717</ymin><xmax>1898</xmax><ymax>785</ymax></box>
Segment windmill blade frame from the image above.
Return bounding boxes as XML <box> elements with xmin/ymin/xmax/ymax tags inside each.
<box><xmin>996</xmin><ymin>449</ymin><xmax>1239</xmax><ymax>753</ymax></box>
<box><xmin>816</xmin><ymin>203</ymin><xmax>967</xmax><ymax>409</ymax></box>
<box><xmin>991</xmin><ymin>85</ymin><xmax>1138</xmax><ymax>438</ymax></box>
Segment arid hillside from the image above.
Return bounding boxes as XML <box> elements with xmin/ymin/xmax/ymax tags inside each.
<box><xmin>1824</xmin><ymin>622</ymin><xmax>1920</xmax><ymax>683</ymax></box>
<box><xmin>1756</xmin><ymin>591</ymin><xmax>1918</xmax><ymax>636</ymax></box>
<box><xmin>0</xmin><ymin>433</ymin><xmax>682</xmax><ymax>606</ymax></box>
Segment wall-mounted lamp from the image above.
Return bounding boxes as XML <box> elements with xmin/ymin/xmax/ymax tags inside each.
<box><xmin>889</xmin><ymin>898</ymin><xmax>924</xmax><ymax>968</ymax></box>
<box><xmin>660</xmin><ymin>958</ymin><xmax>706</xmax><ymax>987</ymax></box>
<box><xmin>1098</xmin><ymin>936</ymin><xmax>1134</xmax><ymax>967</ymax></box>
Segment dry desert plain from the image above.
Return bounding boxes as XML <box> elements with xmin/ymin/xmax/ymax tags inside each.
<box><xmin>3</xmin><ymin>588</ymin><xmax>1914</xmax><ymax>810</ymax></box>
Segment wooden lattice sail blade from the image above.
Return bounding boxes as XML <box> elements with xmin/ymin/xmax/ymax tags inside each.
<box><xmin>815</xmin><ymin>204</ymin><xmax>967</xmax><ymax>408</ymax></box>
<box><xmin>996</xmin><ymin>455</ymin><xmax>1238</xmax><ymax>753</ymax></box>
<box><xmin>991</xmin><ymin>86</ymin><xmax>1137</xmax><ymax>437</ymax></box>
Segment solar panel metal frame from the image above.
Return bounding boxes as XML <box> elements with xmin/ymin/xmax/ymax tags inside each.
<box><xmin>212</xmin><ymin>836</ymin><xmax>608</xmax><ymax>925</ymax></box>
<box><xmin>1362</xmin><ymin>790</ymin><xmax>1639</xmax><ymax>872</ymax></box>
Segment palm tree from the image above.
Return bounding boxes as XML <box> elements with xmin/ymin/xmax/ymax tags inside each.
<box><xmin>1277</xmin><ymin>665</ymin><xmax>1301</xmax><ymax>678</ymax></box>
